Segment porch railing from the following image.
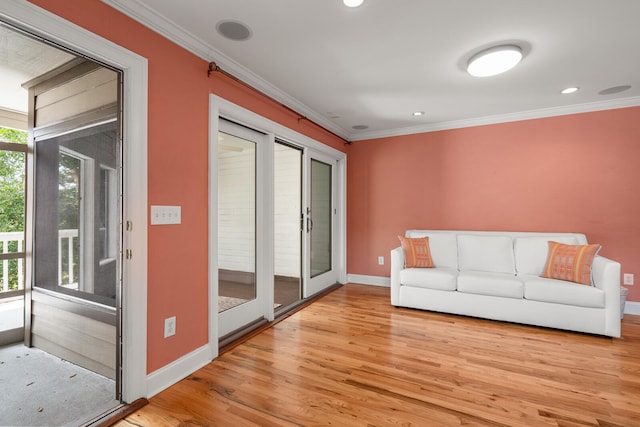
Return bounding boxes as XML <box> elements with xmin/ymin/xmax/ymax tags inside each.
<box><xmin>0</xmin><ymin>229</ymin><xmax>78</xmax><ymax>295</ymax></box>
<box><xmin>0</xmin><ymin>231</ymin><xmax>23</xmax><ymax>293</ymax></box>
<box><xmin>57</xmin><ymin>228</ymin><xmax>79</xmax><ymax>289</ymax></box>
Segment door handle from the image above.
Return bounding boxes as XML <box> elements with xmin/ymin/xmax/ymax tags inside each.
<box><xmin>306</xmin><ymin>207</ymin><xmax>313</xmax><ymax>233</ymax></box>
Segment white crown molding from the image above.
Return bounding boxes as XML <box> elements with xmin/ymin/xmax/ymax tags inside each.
<box><xmin>102</xmin><ymin>0</ymin><xmax>640</xmax><ymax>143</ymax></box>
<box><xmin>100</xmin><ymin>0</ymin><xmax>350</xmax><ymax>141</ymax></box>
<box><xmin>349</xmin><ymin>96</ymin><xmax>640</xmax><ymax>141</ymax></box>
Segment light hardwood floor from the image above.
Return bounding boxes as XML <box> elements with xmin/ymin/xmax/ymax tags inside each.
<box><xmin>116</xmin><ymin>284</ymin><xmax>640</xmax><ymax>426</ymax></box>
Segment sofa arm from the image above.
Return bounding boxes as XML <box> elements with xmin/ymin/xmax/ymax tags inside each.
<box><xmin>390</xmin><ymin>246</ymin><xmax>404</xmax><ymax>306</ymax></box>
<box><xmin>592</xmin><ymin>255</ymin><xmax>621</xmax><ymax>337</ymax></box>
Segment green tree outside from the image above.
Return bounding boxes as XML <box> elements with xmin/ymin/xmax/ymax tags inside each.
<box><xmin>0</xmin><ymin>126</ymin><xmax>27</xmax><ymax>291</ymax></box>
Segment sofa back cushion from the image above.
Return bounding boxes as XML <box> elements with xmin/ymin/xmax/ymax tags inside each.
<box><xmin>514</xmin><ymin>235</ymin><xmax>579</xmax><ymax>276</ymax></box>
<box><xmin>457</xmin><ymin>235</ymin><xmax>515</xmax><ymax>274</ymax></box>
<box><xmin>405</xmin><ymin>231</ymin><xmax>458</xmax><ymax>268</ymax></box>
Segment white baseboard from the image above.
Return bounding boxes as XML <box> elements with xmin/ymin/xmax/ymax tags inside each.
<box><xmin>347</xmin><ymin>274</ymin><xmax>390</xmax><ymax>287</ymax></box>
<box><xmin>146</xmin><ymin>344</ymin><xmax>213</xmax><ymax>398</ymax></box>
<box><xmin>624</xmin><ymin>301</ymin><xmax>640</xmax><ymax>316</ymax></box>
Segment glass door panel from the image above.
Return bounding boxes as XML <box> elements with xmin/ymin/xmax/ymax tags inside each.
<box><xmin>310</xmin><ymin>159</ymin><xmax>332</xmax><ymax>278</ymax></box>
<box><xmin>304</xmin><ymin>152</ymin><xmax>337</xmax><ymax>297</ymax></box>
<box><xmin>217</xmin><ymin>120</ymin><xmax>265</xmax><ymax>338</ymax></box>
<box><xmin>217</xmin><ymin>131</ymin><xmax>256</xmax><ymax>311</ymax></box>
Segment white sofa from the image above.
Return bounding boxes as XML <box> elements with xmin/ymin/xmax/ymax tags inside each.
<box><xmin>390</xmin><ymin>230</ymin><xmax>621</xmax><ymax>337</ymax></box>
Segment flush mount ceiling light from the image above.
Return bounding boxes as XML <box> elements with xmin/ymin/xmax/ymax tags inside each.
<box><xmin>467</xmin><ymin>45</ymin><xmax>523</xmax><ymax>77</ymax></box>
<box><xmin>412</xmin><ymin>111</ymin><xmax>425</xmax><ymax>117</ymax></box>
<box><xmin>343</xmin><ymin>0</ymin><xmax>365</xmax><ymax>7</ymax></box>
<box><xmin>561</xmin><ymin>87</ymin><xmax>579</xmax><ymax>94</ymax></box>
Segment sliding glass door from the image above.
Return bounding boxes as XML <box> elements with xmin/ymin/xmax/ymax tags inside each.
<box><xmin>304</xmin><ymin>151</ymin><xmax>338</xmax><ymax>297</ymax></box>
<box><xmin>217</xmin><ymin>119</ymin><xmax>265</xmax><ymax>337</ymax></box>
<box><xmin>211</xmin><ymin>97</ymin><xmax>345</xmax><ymax>345</ymax></box>
<box><xmin>215</xmin><ymin>134</ymin><xmax>339</xmax><ymax>336</ymax></box>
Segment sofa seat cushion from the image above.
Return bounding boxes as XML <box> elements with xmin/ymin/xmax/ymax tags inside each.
<box><xmin>457</xmin><ymin>271</ymin><xmax>524</xmax><ymax>299</ymax></box>
<box><xmin>400</xmin><ymin>268</ymin><xmax>457</xmax><ymax>291</ymax></box>
<box><xmin>522</xmin><ymin>276</ymin><xmax>605</xmax><ymax>308</ymax></box>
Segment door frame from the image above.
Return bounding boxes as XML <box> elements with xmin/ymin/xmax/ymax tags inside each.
<box><xmin>208</xmin><ymin>95</ymin><xmax>346</xmax><ymax>358</ymax></box>
<box><xmin>1</xmin><ymin>1</ymin><xmax>148</xmax><ymax>402</ymax></box>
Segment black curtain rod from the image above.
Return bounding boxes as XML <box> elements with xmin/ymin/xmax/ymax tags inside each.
<box><xmin>208</xmin><ymin>62</ymin><xmax>349</xmax><ymax>144</ymax></box>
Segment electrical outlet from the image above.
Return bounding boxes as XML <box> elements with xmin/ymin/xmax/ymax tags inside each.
<box><xmin>378</xmin><ymin>256</ymin><xmax>384</xmax><ymax>265</ymax></box>
<box><xmin>623</xmin><ymin>273</ymin><xmax>634</xmax><ymax>286</ymax></box>
<box><xmin>164</xmin><ymin>316</ymin><xmax>176</xmax><ymax>338</ymax></box>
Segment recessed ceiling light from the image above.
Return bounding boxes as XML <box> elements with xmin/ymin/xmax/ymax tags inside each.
<box><xmin>216</xmin><ymin>20</ymin><xmax>252</xmax><ymax>41</ymax></box>
<box><xmin>467</xmin><ymin>45</ymin><xmax>523</xmax><ymax>77</ymax></box>
<box><xmin>352</xmin><ymin>124</ymin><xmax>369</xmax><ymax>130</ymax></box>
<box><xmin>599</xmin><ymin>85</ymin><xmax>632</xmax><ymax>95</ymax></box>
<box><xmin>412</xmin><ymin>111</ymin><xmax>425</xmax><ymax>117</ymax></box>
<box><xmin>343</xmin><ymin>0</ymin><xmax>365</xmax><ymax>7</ymax></box>
<box><xmin>561</xmin><ymin>87</ymin><xmax>579</xmax><ymax>94</ymax></box>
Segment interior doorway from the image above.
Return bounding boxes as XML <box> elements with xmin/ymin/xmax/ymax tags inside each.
<box><xmin>0</xmin><ymin>21</ymin><xmax>122</xmax><ymax>425</ymax></box>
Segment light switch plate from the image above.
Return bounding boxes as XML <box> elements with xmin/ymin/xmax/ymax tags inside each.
<box><xmin>623</xmin><ymin>273</ymin><xmax>634</xmax><ymax>285</ymax></box>
<box><xmin>151</xmin><ymin>205</ymin><xmax>181</xmax><ymax>225</ymax></box>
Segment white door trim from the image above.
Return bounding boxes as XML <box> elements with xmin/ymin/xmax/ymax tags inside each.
<box><xmin>1</xmin><ymin>0</ymin><xmax>149</xmax><ymax>402</ymax></box>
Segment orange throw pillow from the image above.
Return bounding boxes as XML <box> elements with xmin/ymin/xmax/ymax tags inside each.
<box><xmin>398</xmin><ymin>236</ymin><xmax>434</xmax><ymax>268</ymax></box>
<box><xmin>541</xmin><ymin>241</ymin><xmax>600</xmax><ymax>285</ymax></box>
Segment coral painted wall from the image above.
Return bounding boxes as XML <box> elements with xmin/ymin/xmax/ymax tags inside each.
<box><xmin>19</xmin><ymin>1</ymin><xmax>640</xmax><ymax>378</ymax></box>
<box><xmin>348</xmin><ymin>107</ymin><xmax>640</xmax><ymax>302</ymax></box>
<box><xmin>28</xmin><ymin>0</ymin><xmax>344</xmax><ymax>373</ymax></box>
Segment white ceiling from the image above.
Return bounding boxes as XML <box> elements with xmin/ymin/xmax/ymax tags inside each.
<box><xmin>0</xmin><ymin>25</ymin><xmax>75</xmax><ymax>113</ymax></box>
<box><xmin>107</xmin><ymin>1</ymin><xmax>638</xmax><ymax>140</ymax></box>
